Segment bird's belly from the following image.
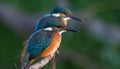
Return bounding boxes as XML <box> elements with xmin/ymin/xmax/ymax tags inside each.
<box><xmin>40</xmin><ymin>32</ymin><xmax>61</xmax><ymax>57</ymax></box>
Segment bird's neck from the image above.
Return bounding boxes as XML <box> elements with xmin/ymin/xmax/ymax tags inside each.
<box><xmin>61</xmin><ymin>18</ymin><xmax>68</xmax><ymax>26</ymax></box>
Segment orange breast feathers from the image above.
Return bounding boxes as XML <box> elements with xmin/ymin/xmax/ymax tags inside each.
<box><xmin>40</xmin><ymin>32</ymin><xmax>62</xmax><ymax>57</ymax></box>
<box><xmin>61</xmin><ymin>18</ymin><xmax>67</xmax><ymax>26</ymax></box>
<box><xmin>59</xmin><ymin>13</ymin><xmax>68</xmax><ymax>26</ymax></box>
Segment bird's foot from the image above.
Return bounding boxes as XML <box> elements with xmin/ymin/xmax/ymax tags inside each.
<box><xmin>47</xmin><ymin>54</ymin><xmax>53</xmax><ymax>60</ymax></box>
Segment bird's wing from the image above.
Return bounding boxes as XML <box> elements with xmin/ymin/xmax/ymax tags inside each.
<box><xmin>27</xmin><ymin>30</ymin><xmax>53</xmax><ymax>59</ymax></box>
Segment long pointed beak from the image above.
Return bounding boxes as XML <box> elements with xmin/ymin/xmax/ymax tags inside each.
<box><xmin>70</xmin><ymin>16</ymin><xmax>82</xmax><ymax>22</ymax></box>
<box><xmin>65</xmin><ymin>28</ymin><xmax>80</xmax><ymax>32</ymax></box>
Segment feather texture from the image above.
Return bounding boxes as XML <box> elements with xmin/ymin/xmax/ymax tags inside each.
<box><xmin>35</xmin><ymin>16</ymin><xmax>65</xmax><ymax>31</ymax></box>
<box><xmin>28</xmin><ymin>30</ymin><xmax>53</xmax><ymax>59</ymax></box>
<box><xmin>40</xmin><ymin>32</ymin><xmax>61</xmax><ymax>57</ymax></box>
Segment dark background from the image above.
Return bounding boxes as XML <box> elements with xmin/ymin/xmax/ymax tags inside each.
<box><xmin>0</xmin><ymin>0</ymin><xmax>120</xmax><ymax>69</ymax></box>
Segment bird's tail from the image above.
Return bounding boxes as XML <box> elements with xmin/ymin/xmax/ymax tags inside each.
<box><xmin>24</xmin><ymin>59</ymin><xmax>35</xmax><ymax>69</ymax></box>
<box><xmin>24</xmin><ymin>61</ymin><xmax>30</xmax><ymax>69</ymax></box>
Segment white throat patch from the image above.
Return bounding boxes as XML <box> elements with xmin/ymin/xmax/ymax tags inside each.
<box><xmin>51</xmin><ymin>13</ymin><xmax>71</xmax><ymax>21</ymax></box>
<box><xmin>51</xmin><ymin>13</ymin><xmax>60</xmax><ymax>17</ymax></box>
<box><xmin>63</xmin><ymin>17</ymin><xmax>71</xmax><ymax>21</ymax></box>
<box><xmin>59</xmin><ymin>30</ymin><xmax>66</xmax><ymax>34</ymax></box>
<box><xmin>43</xmin><ymin>27</ymin><xmax>66</xmax><ymax>34</ymax></box>
<box><xmin>43</xmin><ymin>27</ymin><xmax>53</xmax><ymax>31</ymax></box>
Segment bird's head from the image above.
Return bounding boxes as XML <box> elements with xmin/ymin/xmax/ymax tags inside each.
<box><xmin>50</xmin><ymin>7</ymin><xmax>82</xmax><ymax>32</ymax></box>
<box><xmin>51</xmin><ymin>7</ymin><xmax>81</xmax><ymax>25</ymax></box>
<box><xmin>35</xmin><ymin>7</ymin><xmax>82</xmax><ymax>33</ymax></box>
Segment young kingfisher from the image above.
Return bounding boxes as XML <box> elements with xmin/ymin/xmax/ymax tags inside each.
<box><xmin>25</xmin><ymin>7</ymin><xmax>81</xmax><ymax>68</ymax></box>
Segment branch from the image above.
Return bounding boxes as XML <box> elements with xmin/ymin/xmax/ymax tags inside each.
<box><xmin>29</xmin><ymin>53</ymin><xmax>55</xmax><ymax>69</ymax></box>
<box><xmin>51</xmin><ymin>55</ymin><xmax>56</xmax><ymax>69</ymax></box>
<box><xmin>21</xmin><ymin>40</ymin><xmax>29</xmax><ymax>69</ymax></box>
<box><xmin>21</xmin><ymin>40</ymin><xmax>56</xmax><ymax>69</ymax></box>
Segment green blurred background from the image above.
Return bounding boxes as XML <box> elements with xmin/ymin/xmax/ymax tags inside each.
<box><xmin>0</xmin><ymin>0</ymin><xmax>120</xmax><ymax>69</ymax></box>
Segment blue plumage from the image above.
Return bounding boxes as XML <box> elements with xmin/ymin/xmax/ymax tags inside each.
<box><xmin>35</xmin><ymin>16</ymin><xmax>65</xmax><ymax>31</ymax></box>
<box><xmin>51</xmin><ymin>6</ymin><xmax>72</xmax><ymax>16</ymax></box>
<box><xmin>26</xmin><ymin>7</ymin><xmax>81</xmax><ymax>67</ymax></box>
<box><xmin>28</xmin><ymin>15</ymin><xmax>65</xmax><ymax>60</ymax></box>
<box><xmin>28</xmin><ymin>29</ymin><xmax>53</xmax><ymax>59</ymax></box>
<box><xmin>35</xmin><ymin>14</ymin><xmax>50</xmax><ymax>31</ymax></box>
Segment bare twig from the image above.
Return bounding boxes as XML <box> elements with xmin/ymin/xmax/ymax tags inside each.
<box><xmin>51</xmin><ymin>54</ymin><xmax>56</xmax><ymax>69</ymax></box>
<box><xmin>1</xmin><ymin>3</ymin><xmax>118</xmax><ymax>69</ymax></box>
<box><xmin>29</xmin><ymin>53</ymin><xmax>55</xmax><ymax>69</ymax></box>
<box><xmin>21</xmin><ymin>40</ymin><xmax>56</xmax><ymax>69</ymax></box>
<box><xmin>21</xmin><ymin>40</ymin><xmax>29</xmax><ymax>69</ymax></box>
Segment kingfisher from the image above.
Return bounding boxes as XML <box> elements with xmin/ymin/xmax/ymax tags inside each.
<box><xmin>25</xmin><ymin>7</ymin><xmax>81</xmax><ymax>68</ymax></box>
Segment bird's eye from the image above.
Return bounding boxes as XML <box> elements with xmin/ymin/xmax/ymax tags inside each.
<box><xmin>57</xmin><ymin>26</ymin><xmax>61</xmax><ymax>28</ymax></box>
<box><xmin>56</xmin><ymin>25</ymin><xmax>65</xmax><ymax>29</ymax></box>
